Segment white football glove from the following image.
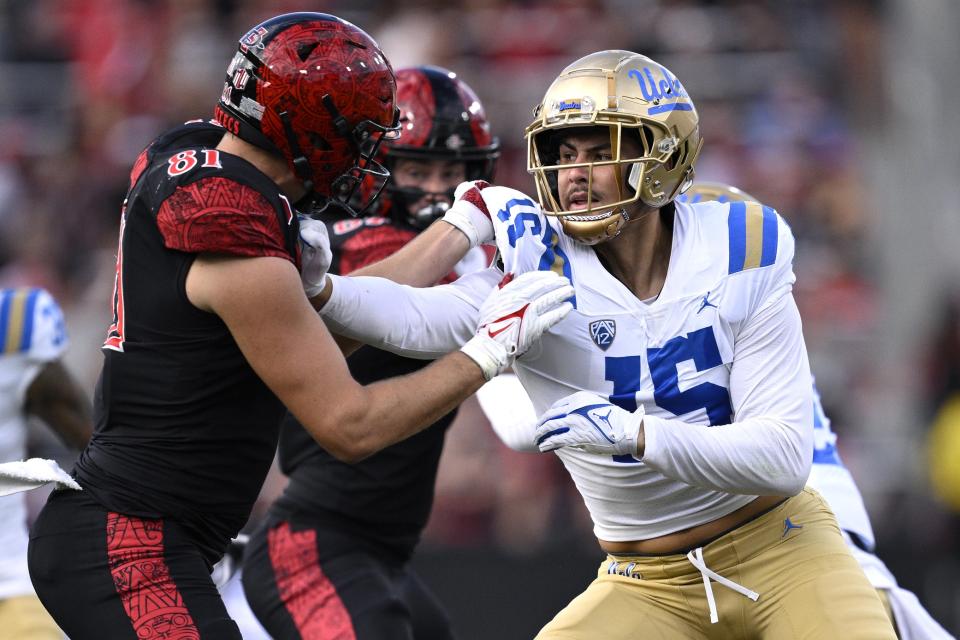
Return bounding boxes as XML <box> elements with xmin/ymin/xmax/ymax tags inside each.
<box><xmin>298</xmin><ymin>214</ymin><xmax>332</xmax><ymax>299</ymax></box>
<box><xmin>534</xmin><ymin>391</ymin><xmax>644</xmax><ymax>456</ymax></box>
<box><xmin>460</xmin><ymin>271</ymin><xmax>574</xmax><ymax>381</ymax></box>
<box><xmin>441</xmin><ymin>180</ymin><xmax>494</xmax><ymax>248</ymax></box>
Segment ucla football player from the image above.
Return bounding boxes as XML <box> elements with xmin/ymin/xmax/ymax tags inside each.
<box><xmin>676</xmin><ymin>182</ymin><xmax>953</xmax><ymax>639</ymax></box>
<box><xmin>313</xmin><ymin>51</ymin><xmax>897</xmax><ymax>637</ymax></box>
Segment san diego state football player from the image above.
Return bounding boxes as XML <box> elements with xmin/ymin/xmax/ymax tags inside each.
<box><xmin>26</xmin><ymin>16</ymin><xmax>571</xmax><ymax>639</ymax></box>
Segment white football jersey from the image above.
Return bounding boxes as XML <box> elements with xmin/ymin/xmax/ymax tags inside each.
<box><xmin>0</xmin><ymin>287</ymin><xmax>68</xmax><ymax>598</ymax></box>
<box><xmin>489</xmin><ymin>193</ymin><xmax>811</xmax><ymax>541</ymax></box>
<box><xmin>322</xmin><ymin>189</ymin><xmax>814</xmax><ymax>542</ymax></box>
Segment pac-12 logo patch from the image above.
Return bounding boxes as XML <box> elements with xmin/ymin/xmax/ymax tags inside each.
<box><xmin>589</xmin><ymin>319</ymin><xmax>616</xmax><ymax>350</ymax></box>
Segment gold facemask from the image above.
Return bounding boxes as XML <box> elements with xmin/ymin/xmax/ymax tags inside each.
<box><xmin>526</xmin><ymin>50</ymin><xmax>703</xmax><ymax>244</ymax></box>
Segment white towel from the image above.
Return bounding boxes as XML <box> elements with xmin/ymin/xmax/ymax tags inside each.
<box><xmin>0</xmin><ymin>458</ymin><xmax>81</xmax><ymax>496</ymax></box>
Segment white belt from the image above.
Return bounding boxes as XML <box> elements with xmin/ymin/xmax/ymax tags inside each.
<box><xmin>686</xmin><ymin>547</ymin><xmax>760</xmax><ymax>624</ymax></box>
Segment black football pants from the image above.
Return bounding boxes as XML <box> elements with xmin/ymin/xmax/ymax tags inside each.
<box><xmin>28</xmin><ymin>489</ymin><xmax>241</xmax><ymax>639</ymax></box>
<box><xmin>243</xmin><ymin>512</ymin><xmax>454</xmax><ymax>640</ymax></box>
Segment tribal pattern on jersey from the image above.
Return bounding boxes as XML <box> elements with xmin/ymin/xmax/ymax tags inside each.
<box><xmin>106</xmin><ymin>513</ymin><xmax>199</xmax><ymax>639</ymax></box>
<box><xmin>268</xmin><ymin>522</ymin><xmax>355</xmax><ymax>639</ymax></box>
<box><xmin>156</xmin><ymin>176</ymin><xmax>291</xmax><ymax>260</ymax></box>
<box><xmin>338</xmin><ymin>223</ymin><xmax>415</xmax><ymax>276</ymax></box>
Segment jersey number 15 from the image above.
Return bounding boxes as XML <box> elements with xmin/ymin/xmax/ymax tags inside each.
<box><xmin>605</xmin><ymin>326</ymin><xmax>733</xmax><ymax>463</ymax></box>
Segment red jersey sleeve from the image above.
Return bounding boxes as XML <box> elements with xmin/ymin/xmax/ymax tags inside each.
<box><xmin>337</xmin><ymin>223</ymin><xmax>417</xmax><ymax>275</ymax></box>
<box><xmin>157</xmin><ymin>176</ymin><xmax>292</xmax><ymax>261</ymax></box>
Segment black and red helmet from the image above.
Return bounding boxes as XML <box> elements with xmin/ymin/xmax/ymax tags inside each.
<box><xmin>215</xmin><ymin>12</ymin><xmax>400</xmax><ymax>216</ymax></box>
<box><xmin>364</xmin><ymin>65</ymin><xmax>499</xmax><ymax>223</ymax></box>
<box><xmin>387</xmin><ymin>66</ymin><xmax>499</xmax><ymax>177</ymax></box>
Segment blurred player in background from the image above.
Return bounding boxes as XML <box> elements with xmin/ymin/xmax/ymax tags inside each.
<box><xmin>676</xmin><ymin>182</ymin><xmax>954</xmax><ymax>640</ymax></box>
<box><xmin>313</xmin><ymin>50</ymin><xmax>898</xmax><ymax>637</ymax></box>
<box><xmin>0</xmin><ymin>287</ymin><xmax>92</xmax><ymax>639</ymax></box>
<box><xmin>26</xmin><ymin>14</ymin><xmax>570</xmax><ymax>640</ymax></box>
<box><xmin>241</xmin><ymin>65</ymin><xmax>499</xmax><ymax>640</ymax></box>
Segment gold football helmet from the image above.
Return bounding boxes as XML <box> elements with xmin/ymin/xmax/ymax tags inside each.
<box><xmin>682</xmin><ymin>181</ymin><xmax>758</xmax><ymax>204</ymax></box>
<box><xmin>526</xmin><ymin>50</ymin><xmax>702</xmax><ymax>244</ymax></box>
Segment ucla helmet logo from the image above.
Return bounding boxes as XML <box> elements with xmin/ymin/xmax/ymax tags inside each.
<box><xmin>589</xmin><ymin>319</ymin><xmax>616</xmax><ymax>350</ymax></box>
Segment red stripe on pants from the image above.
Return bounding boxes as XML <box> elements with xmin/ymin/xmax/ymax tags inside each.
<box><xmin>268</xmin><ymin>522</ymin><xmax>356</xmax><ymax>639</ymax></box>
<box><xmin>106</xmin><ymin>512</ymin><xmax>200</xmax><ymax>639</ymax></box>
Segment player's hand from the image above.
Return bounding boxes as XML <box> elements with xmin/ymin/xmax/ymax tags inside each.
<box><xmin>460</xmin><ymin>271</ymin><xmax>574</xmax><ymax>381</ymax></box>
<box><xmin>534</xmin><ymin>391</ymin><xmax>644</xmax><ymax>456</ymax></box>
<box><xmin>298</xmin><ymin>215</ymin><xmax>332</xmax><ymax>299</ymax></box>
<box><xmin>442</xmin><ymin>180</ymin><xmax>494</xmax><ymax>248</ymax></box>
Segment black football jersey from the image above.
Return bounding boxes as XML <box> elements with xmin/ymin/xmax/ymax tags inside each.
<box><xmin>275</xmin><ymin>212</ymin><xmax>457</xmax><ymax>559</ymax></box>
<box><xmin>74</xmin><ymin>121</ymin><xmax>300</xmax><ymax>563</ymax></box>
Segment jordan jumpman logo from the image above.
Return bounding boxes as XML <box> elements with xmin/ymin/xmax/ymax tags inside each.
<box><xmin>782</xmin><ymin>517</ymin><xmax>803</xmax><ymax>538</ymax></box>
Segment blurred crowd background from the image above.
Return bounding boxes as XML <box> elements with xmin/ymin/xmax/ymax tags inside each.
<box><xmin>3</xmin><ymin>0</ymin><xmax>959</xmax><ymax>637</ymax></box>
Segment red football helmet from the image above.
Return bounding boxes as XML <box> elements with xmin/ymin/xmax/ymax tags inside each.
<box><xmin>215</xmin><ymin>12</ymin><xmax>400</xmax><ymax>216</ymax></box>
<box><xmin>363</xmin><ymin>65</ymin><xmax>500</xmax><ymax>226</ymax></box>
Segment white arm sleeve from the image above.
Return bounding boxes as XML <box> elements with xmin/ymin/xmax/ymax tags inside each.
<box><xmin>641</xmin><ymin>289</ymin><xmax>814</xmax><ymax>496</ymax></box>
<box><xmin>320</xmin><ymin>267</ymin><xmax>501</xmax><ymax>359</ymax></box>
<box><xmin>475</xmin><ymin>373</ymin><xmax>539</xmax><ymax>452</ymax></box>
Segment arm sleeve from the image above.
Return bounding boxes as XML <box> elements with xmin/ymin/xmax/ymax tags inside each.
<box><xmin>475</xmin><ymin>373</ymin><xmax>540</xmax><ymax>453</ymax></box>
<box><xmin>641</xmin><ymin>288</ymin><xmax>814</xmax><ymax>496</ymax></box>
<box><xmin>319</xmin><ymin>267</ymin><xmax>501</xmax><ymax>359</ymax></box>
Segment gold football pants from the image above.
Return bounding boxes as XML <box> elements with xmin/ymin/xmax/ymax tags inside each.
<box><xmin>536</xmin><ymin>488</ymin><xmax>896</xmax><ymax>639</ymax></box>
<box><xmin>0</xmin><ymin>595</ymin><xmax>62</xmax><ymax>640</ymax></box>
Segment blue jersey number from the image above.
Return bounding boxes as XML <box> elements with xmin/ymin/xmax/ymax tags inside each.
<box><xmin>496</xmin><ymin>198</ymin><xmax>541</xmax><ymax>247</ymax></box>
<box><xmin>605</xmin><ymin>326</ymin><xmax>732</xmax><ymax>463</ymax></box>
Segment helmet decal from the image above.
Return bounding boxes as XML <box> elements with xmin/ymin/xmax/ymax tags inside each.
<box><xmin>627</xmin><ymin>65</ymin><xmax>693</xmax><ymax>114</ymax></box>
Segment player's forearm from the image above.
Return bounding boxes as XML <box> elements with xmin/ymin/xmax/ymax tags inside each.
<box><xmin>478</xmin><ymin>375</ymin><xmax>541</xmax><ymax>453</ymax></box>
<box><xmin>641</xmin><ymin>414</ymin><xmax>811</xmax><ymax>496</ymax></box>
<box><xmin>315</xmin><ymin>352</ymin><xmax>485</xmax><ymax>462</ymax></box>
<box><xmin>643</xmin><ymin>294</ymin><xmax>814</xmax><ymax>495</ymax></box>
<box><xmin>320</xmin><ymin>269</ymin><xmax>496</xmax><ymax>358</ymax></box>
<box><xmin>306</xmin><ymin>220</ymin><xmax>471</xmax><ymax>312</ymax></box>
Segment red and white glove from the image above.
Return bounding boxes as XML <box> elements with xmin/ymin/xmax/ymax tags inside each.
<box><xmin>442</xmin><ymin>180</ymin><xmax>494</xmax><ymax>248</ymax></box>
<box><xmin>298</xmin><ymin>214</ymin><xmax>332</xmax><ymax>299</ymax></box>
<box><xmin>460</xmin><ymin>271</ymin><xmax>574</xmax><ymax>381</ymax></box>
